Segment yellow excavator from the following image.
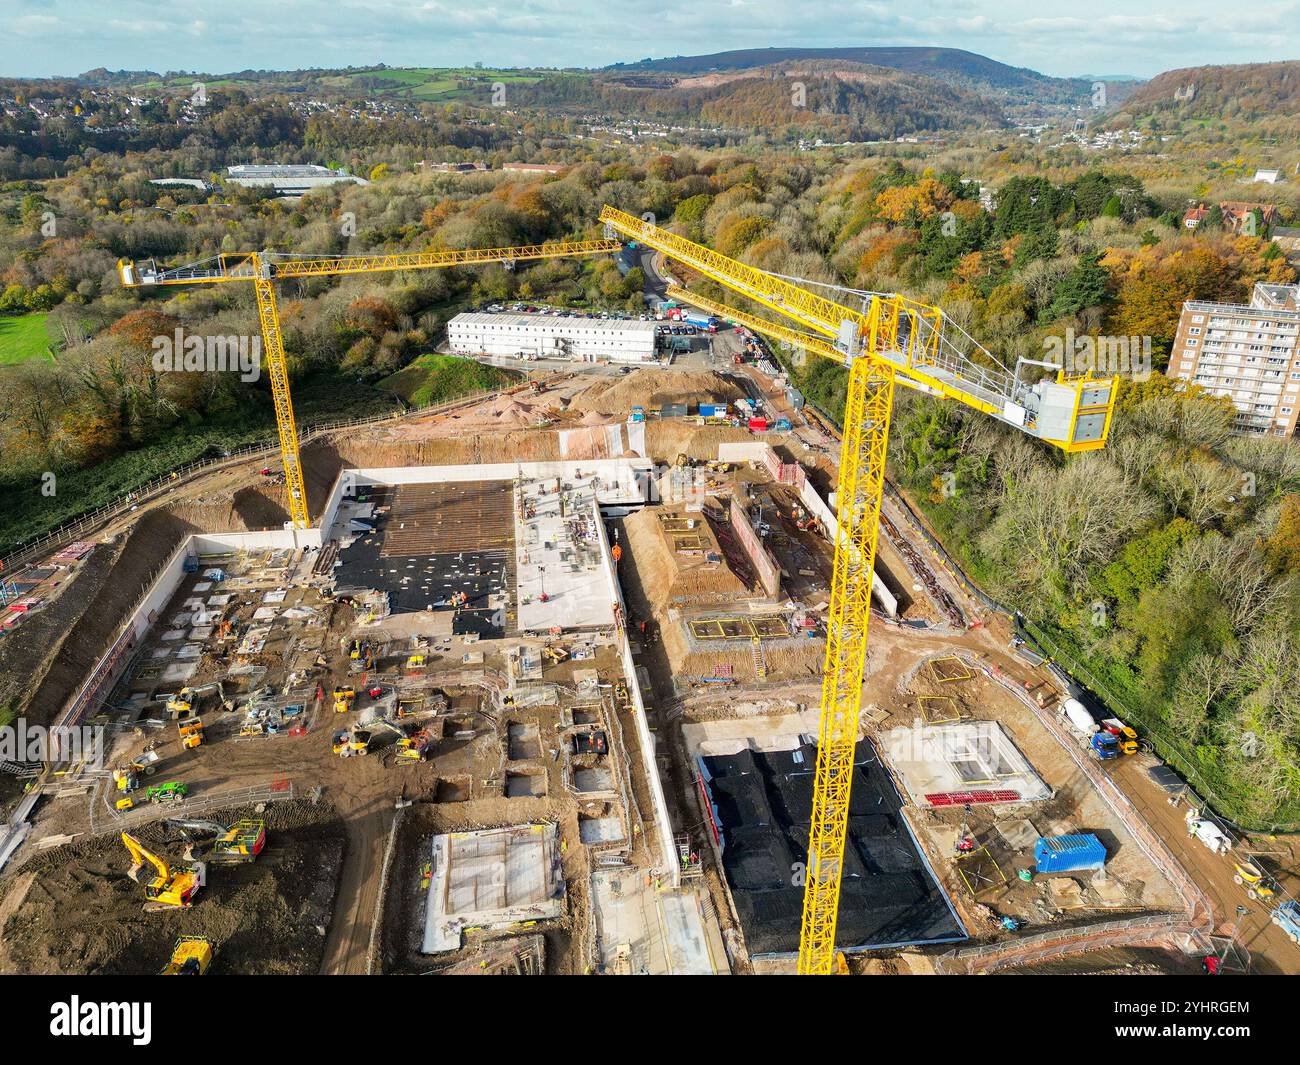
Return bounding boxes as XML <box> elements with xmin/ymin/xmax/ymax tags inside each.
<box><xmin>166</xmin><ymin>682</ymin><xmax>232</xmax><ymax>719</ymax></box>
<box><xmin>120</xmin><ymin>831</ymin><xmax>205</xmax><ymax>910</ymax></box>
<box><xmin>164</xmin><ymin>818</ymin><xmax>267</xmax><ymax>865</ymax></box>
<box><xmin>161</xmin><ymin>935</ymin><xmax>214</xmax><ymax>975</ymax></box>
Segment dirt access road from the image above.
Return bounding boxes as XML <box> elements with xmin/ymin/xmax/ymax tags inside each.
<box><xmin>318</xmin><ymin>796</ymin><xmax>394</xmax><ymax>975</ymax></box>
<box><xmin>1112</xmin><ymin>757</ymin><xmax>1300</xmax><ymax>974</ymax></box>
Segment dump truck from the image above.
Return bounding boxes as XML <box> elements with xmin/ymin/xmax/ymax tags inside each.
<box><xmin>112</xmin><ymin>749</ymin><xmax>161</xmax><ymax>793</ymax></box>
<box><xmin>333</xmin><ymin>686</ymin><xmax>356</xmax><ymax>714</ymax></box>
<box><xmin>333</xmin><ymin>727</ymin><xmax>374</xmax><ymax>756</ymax></box>
<box><xmin>178</xmin><ymin>716</ymin><xmax>205</xmax><ymax>750</ymax></box>
<box><xmin>1232</xmin><ymin>858</ymin><xmax>1279</xmax><ymax>900</ymax></box>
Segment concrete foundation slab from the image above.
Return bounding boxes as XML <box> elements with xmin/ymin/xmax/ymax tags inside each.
<box><xmin>421</xmin><ymin>823</ymin><xmax>564</xmax><ymax>954</ymax></box>
<box><xmin>880</xmin><ymin>721</ymin><xmax>1051</xmax><ymax>807</ymax></box>
<box><xmin>591</xmin><ymin>868</ymin><xmax>721</xmax><ymax>974</ymax></box>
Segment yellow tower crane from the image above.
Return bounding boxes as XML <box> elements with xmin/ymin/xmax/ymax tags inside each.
<box><xmin>118</xmin><ymin>239</ymin><xmax>620</xmax><ymax>528</ymax></box>
<box><xmin>598</xmin><ymin>204</ymin><xmax>1115</xmax><ymax>974</ymax></box>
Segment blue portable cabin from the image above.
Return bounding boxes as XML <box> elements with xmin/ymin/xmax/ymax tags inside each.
<box><xmin>1034</xmin><ymin>833</ymin><xmax>1106</xmax><ymax>874</ymax></box>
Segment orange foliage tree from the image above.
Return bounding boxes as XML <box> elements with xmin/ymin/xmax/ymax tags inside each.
<box><xmin>873</xmin><ymin>178</ymin><xmax>954</xmax><ymax>226</ymax></box>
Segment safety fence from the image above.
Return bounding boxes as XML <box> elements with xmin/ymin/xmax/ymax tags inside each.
<box><xmin>938</xmin><ymin>913</ymin><xmax>1196</xmax><ymax>974</ymax></box>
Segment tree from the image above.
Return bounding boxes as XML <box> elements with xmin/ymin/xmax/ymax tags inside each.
<box><xmin>873</xmin><ymin>178</ymin><xmax>952</xmax><ymax>226</ymax></box>
<box><xmin>715</xmin><ymin>214</ymin><xmax>769</xmax><ymax>258</ymax></box>
<box><xmin>1264</xmin><ymin>494</ymin><xmax>1300</xmax><ymax>573</ymax></box>
<box><xmin>1048</xmin><ymin>252</ymin><xmax>1109</xmax><ymax>319</ymax></box>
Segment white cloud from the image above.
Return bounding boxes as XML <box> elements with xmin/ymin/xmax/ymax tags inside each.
<box><xmin>0</xmin><ymin>0</ymin><xmax>1296</xmax><ymax>78</ymax></box>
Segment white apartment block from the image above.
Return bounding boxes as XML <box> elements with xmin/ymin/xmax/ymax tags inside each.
<box><xmin>447</xmin><ymin>312</ymin><xmax>658</xmax><ymax>363</ymax></box>
<box><xmin>1168</xmin><ymin>283</ymin><xmax>1300</xmax><ymax>438</ymax></box>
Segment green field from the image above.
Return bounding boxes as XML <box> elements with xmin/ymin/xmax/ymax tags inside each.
<box><xmin>128</xmin><ymin>66</ymin><xmax>550</xmax><ymax>104</ymax></box>
<box><xmin>330</xmin><ymin>67</ymin><xmax>546</xmax><ymax>100</ymax></box>
<box><xmin>378</xmin><ymin>353</ymin><xmax>515</xmax><ymax>406</ymax></box>
<box><xmin>0</xmin><ymin>313</ymin><xmax>54</xmax><ymax>366</ymax></box>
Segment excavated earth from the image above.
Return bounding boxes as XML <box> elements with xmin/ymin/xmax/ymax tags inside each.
<box><xmin>0</xmin><ymin>799</ymin><xmax>343</xmax><ymax>975</ymax></box>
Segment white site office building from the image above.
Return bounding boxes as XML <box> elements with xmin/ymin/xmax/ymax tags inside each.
<box><xmin>447</xmin><ymin>312</ymin><xmax>658</xmax><ymax>363</ymax></box>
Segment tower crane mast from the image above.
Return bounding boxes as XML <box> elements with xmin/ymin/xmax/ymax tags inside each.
<box><xmin>598</xmin><ymin>205</ymin><xmax>1115</xmax><ymax>974</ymax></box>
<box><xmin>119</xmin><ymin>239</ymin><xmax>620</xmax><ymax>529</ymax></box>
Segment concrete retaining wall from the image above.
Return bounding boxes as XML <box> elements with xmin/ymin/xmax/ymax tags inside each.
<box><xmin>592</xmin><ymin>500</ymin><xmax>679</xmax><ymax>885</ymax></box>
<box><xmin>729</xmin><ymin>498</ymin><xmax>781</xmax><ymax>599</ymax></box>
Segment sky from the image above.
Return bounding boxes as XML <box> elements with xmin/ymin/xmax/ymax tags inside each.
<box><xmin>4</xmin><ymin>0</ymin><xmax>1299</xmax><ymax>81</ymax></box>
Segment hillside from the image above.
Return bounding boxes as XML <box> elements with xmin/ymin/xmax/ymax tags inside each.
<box><xmin>516</xmin><ymin>62</ymin><xmax>1007</xmax><ymax>138</ymax></box>
<box><xmin>1107</xmin><ymin>60</ymin><xmax>1300</xmax><ymax>132</ymax></box>
<box><xmin>610</xmin><ymin>46</ymin><xmax>1089</xmax><ymax>105</ymax></box>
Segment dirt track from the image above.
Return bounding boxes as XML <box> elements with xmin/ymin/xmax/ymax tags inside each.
<box><xmin>1113</xmin><ymin>757</ymin><xmax>1300</xmax><ymax>974</ymax></box>
<box><xmin>320</xmin><ymin>800</ymin><xmax>392</xmax><ymax>974</ymax></box>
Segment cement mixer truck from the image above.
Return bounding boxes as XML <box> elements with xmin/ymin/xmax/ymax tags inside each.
<box><xmin>1059</xmin><ymin>698</ymin><xmax>1126</xmax><ymax>761</ymax></box>
<box><xmin>1060</xmin><ymin>698</ymin><xmax>1098</xmax><ymax>738</ymax></box>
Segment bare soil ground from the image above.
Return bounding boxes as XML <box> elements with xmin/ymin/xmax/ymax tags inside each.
<box><xmin>14</xmin><ymin>511</ymin><xmax>197</xmax><ymax>729</ymax></box>
<box><xmin>0</xmin><ymin>799</ymin><xmax>344</xmax><ymax>975</ymax></box>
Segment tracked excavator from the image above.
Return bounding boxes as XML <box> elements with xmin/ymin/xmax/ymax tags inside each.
<box><xmin>120</xmin><ymin>831</ymin><xmax>205</xmax><ymax>910</ymax></box>
<box><xmin>166</xmin><ymin>681</ymin><xmax>233</xmax><ymax>718</ymax></box>
<box><xmin>164</xmin><ymin>818</ymin><xmax>267</xmax><ymax>864</ymax></box>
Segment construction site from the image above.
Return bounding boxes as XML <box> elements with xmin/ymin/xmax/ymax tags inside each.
<box><xmin>1</xmin><ymin>213</ymin><xmax>1293</xmax><ymax>980</ymax></box>
<box><xmin>0</xmin><ymin>360</ymin><xmax>1219</xmax><ymax>977</ymax></box>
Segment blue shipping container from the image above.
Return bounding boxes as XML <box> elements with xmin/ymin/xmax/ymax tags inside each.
<box><xmin>700</xmin><ymin>403</ymin><xmax>729</xmax><ymax>418</ymax></box>
<box><xmin>1034</xmin><ymin>834</ymin><xmax>1106</xmax><ymax>873</ymax></box>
